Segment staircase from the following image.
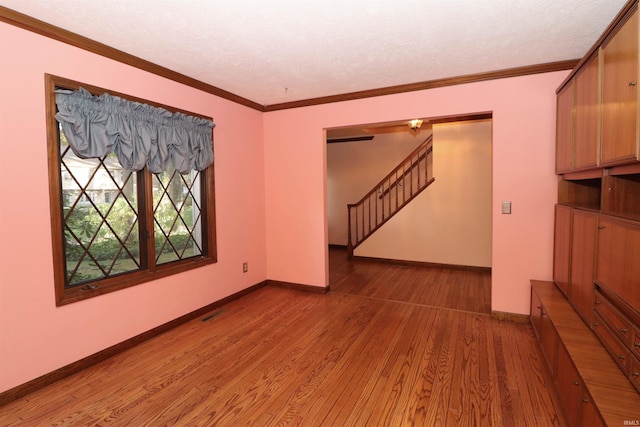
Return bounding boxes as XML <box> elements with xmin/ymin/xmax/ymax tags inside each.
<box><xmin>347</xmin><ymin>134</ymin><xmax>435</xmax><ymax>257</ymax></box>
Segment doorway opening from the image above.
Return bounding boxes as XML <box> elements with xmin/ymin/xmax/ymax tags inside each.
<box><xmin>325</xmin><ymin>114</ymin><xmax>492</xmax><ymax>313</ymax></box>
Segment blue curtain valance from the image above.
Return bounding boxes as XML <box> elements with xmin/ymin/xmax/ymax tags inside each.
<box><xmin>55</xmin><ymin>88</ymin><xmax>214</xmax><ymax>173</ymax></box>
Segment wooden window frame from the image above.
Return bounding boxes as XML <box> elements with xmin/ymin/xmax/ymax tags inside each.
<box><xmin>45</xmin><ymin>74</ymin><xmax>217</xmax><ymax>306</ymax></box>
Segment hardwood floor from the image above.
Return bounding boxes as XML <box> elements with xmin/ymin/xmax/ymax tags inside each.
<box><xmin>330</xmin><ymin>247</ymin><xmax>492</xmax><ymax>314</ymax></box>
<box><xmin>0</xmin><ymin>280</ymin><xmax>565</xmax><ymax>426</ymax></box>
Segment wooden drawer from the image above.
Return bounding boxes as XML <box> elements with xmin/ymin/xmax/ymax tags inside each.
<box><xmin>593</xmin><ymin>290</ymin><xmax>633</xmax><ymax>346</ymax></box>
<box><xmin>592</xmin><ymin>312</ymin><xmax>631</xmax><ymax>372</ymax></box>
<box><xmin>630</xmin><ymin>354</ymin><xmax>640</xmax><ymax>394</ymax></box>
<box><xmin>634</xmin><ymin>329</ymin><xmax>640</xmax><ymax>358</ymax></box>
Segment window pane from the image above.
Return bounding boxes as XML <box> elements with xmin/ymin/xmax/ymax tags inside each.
<box><xmin>60</xmin><ymin>129</ymin><xmax>141</xmax><ymax>287</ymax></box>
<box><xmin>152</xmin><ymin>166</ymin><xmax>203</xmax><ymax>265</ymax></box>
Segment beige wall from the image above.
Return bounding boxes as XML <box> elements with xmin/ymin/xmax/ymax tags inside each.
<box><xmin>349</xmin><ymin>120</ymin><xmax>493</xmax><ymax>267</ymax></box>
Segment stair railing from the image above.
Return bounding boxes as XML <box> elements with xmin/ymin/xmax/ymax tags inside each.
<box><xmin>347</xmin><ymin>135</ymin><xmax>435</xmax><ymax>256</ymax></box>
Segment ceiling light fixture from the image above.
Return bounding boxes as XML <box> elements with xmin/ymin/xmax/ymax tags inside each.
<box><xmin>409</xmin><ymin>119</ymin><xmax>423</xmax><ymax>131</ymax></box>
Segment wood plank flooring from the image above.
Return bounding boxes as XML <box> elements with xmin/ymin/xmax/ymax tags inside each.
<box><xmin>0</xmin><ymin>281</ymin><xmax>565</xmax><ymax>426</ymax></box>
<box><xmin>330</xmin><ymin>247</ymin><xmax>492</xmax><ymax>314</ymax></box>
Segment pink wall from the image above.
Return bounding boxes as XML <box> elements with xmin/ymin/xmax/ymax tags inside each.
<box><xmin>0</xmin><ymin>18</ymin><xmax>568</xmax><ymax>394</ymax></box>
<box><xmin>0</xmin><ymin>22</ymin><xmax>267</xmax><ymax>392</ymax></box>
<box><xmin>264</xmin><ymin>71</ymin><xmax>568</xmax><ymax>315</ymax></box>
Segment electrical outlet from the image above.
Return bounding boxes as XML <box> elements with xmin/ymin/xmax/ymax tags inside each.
<box><xmin>242</xmin><ymin>262</ymin><xmax>248</xmax><ymax>273</ymax></box>
<box><xmin>502</xmin><ymin>201</ymin><xmax>512</xmax><ymax>214</ymax></box>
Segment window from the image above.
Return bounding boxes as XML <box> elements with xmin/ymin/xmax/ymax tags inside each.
<box><xmin>46</xmin><ymin>75</ymin><xmax>217</xmax><ymax>305</ymax></box>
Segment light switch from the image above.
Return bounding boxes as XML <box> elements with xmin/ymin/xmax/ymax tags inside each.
<box><xmin>502</xmin><ymin>201</ymin><xmax>512</xmax><ymax>214</ymax></box>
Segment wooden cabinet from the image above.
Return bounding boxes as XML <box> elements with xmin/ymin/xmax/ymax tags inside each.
<box><xmin>634</xmin><ymin>329</ymin><xmax>640</xmax><ymax>358</ymax></box>
<box><xmin>541</xmin><ymin>308</ymin><xmax>558</xmax><ymax>376</ymax></box>
<box><xmin>556</xmin><ymin>81</ymin><xmax>574</xmax><ymax>173</ymax></box>
<box><xmin>631</xmin><ymin>355</ymin><xmax>640</xmax><ymax>391</ymax></box>
<box><xmin>549</xmin><ymin>4</ymin><xmax>640</xmax><ymax>425</ymax></box>
<box><xmin>557</xmin><ymin>174</ymin><xmax>602</xmax><ymax>211</ymax></box>
<box><xmin>553</xmin><ymin>206</ymin><xmax>597</xmax><ymax>324</ymax></box>
<box><xmin>595</xmin><ymin>216</ymin><xmax>640</xmax><ymax>311</ymax></box>
<box><xmin>553</xmin><ymin>205</ymin><xmax>572</xmax><ymax>297</ymax></box>
<box><xmin>555</xmin><ymin>342</ymin><xmax>581</xmax><ymax>426</ymax></box>
<box><xmin>601</xmin><ymin>9</ymin><xmax>639</xmax><ymax>166</ymax></box>
<box><xmin>556</xmin><ymin>341</ymin><xmax>606</xmax><ymax>427</ymax></box>
<box><xmin>530</xmin><ymin>287</ymin><xmax>557</xmax><ymax>374</ymax></box>
<box><xmin>569</xmin><ymin>210</ymin><xmax>598</xmax><ymax>323</ymax></box>
<box><xmin>579</xmin><ymin>390</ymin><xmax>605</xmax><ymax>427</ymax></box>
<box><xmin>555</xmin><ymin>61</ymin><xmax>599</xmax><ymax>172</ymax></box>
<box><xmin>594</xmin><ymin>289</ymin><xmax>634</xmax><ymax>347</ymax></box>
<box><xmin>530</xmin><ymin>287</ymin><xmax>543</xmax><ymax>339</ymax></box>
<box><xmin>531</xmin><ymin>281</ymin><xmax>638</xmax><ymax>426</ymax></box>
<box><xmin>592</xmin><ymin>278</ymin><xmax>640</xmax><ymax>393</ymax></box>
<box><xmin>557</xmin><ymin>7</ymin><xmax>640</xmax><ymax>170</ymax></box>
<box><xmin>552</xmin><ymin>206</ymin><xmax>597</xmax><ymax>324</ymax></box>
<box><xmin>573</xmin><ymin>54</ymin><xmax>599</xmax><ymax>171</ymax></box>
<box><xmin>601</xmin><ymin>168</ymin><xmax>640</xmax><ymax>219</ymax></box>
<box><xmin>592</xmin><ymin>311</ymin><xmax>631</xmax><ymax>373</ymax></box>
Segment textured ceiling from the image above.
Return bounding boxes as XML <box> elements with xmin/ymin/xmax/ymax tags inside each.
<box><xmin>0</xmin><ymin>0</ymin><xmax>629</xmax><ymax>106</ymax></box>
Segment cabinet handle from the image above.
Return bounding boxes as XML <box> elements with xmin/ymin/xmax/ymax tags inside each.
<box><xmin>572</xmin><ymin>381</ymin><xmax>580</xmax><ymax>386</ymax></box>
<box><xmin>633</xmin><ymin>371</ymin><xmax>640</xmax><ymax>377</ymax></box>
<box><xmin>581</xmin><ymin>398</ymin><xmax>589</xmax><ymax>403</ymax></box>
<box><xmin>630</xmin><ymin>81</ymin><xmax>637</xmax><ymax>86</ymax></box>
<box><xmin>618</xmin><ymin>355</ymin><xmax>626</xmax><ymax>360</ymax></box>
<box><xmin>635</xmin><ymin>342</ymin><xmax>640</xmax><ymax>348</ymax></box>
<box><xmin>620</xmin><ymin>328</ymin><xmax>628</xmax><ymax>333</ymax></box>
<box><xmin>594</xmin><ymin>322</ymin><xmax>600</xmax><ymax>327</ymax></box>
<box><xmin>594</xmin><ymin>300</ymin><xmax>601</xmax><ymax>305</ymax></box>
<box><xmin>598</xmin><ymin>225</ymin><xmax>606</xmax><ymax>229</ymax></box>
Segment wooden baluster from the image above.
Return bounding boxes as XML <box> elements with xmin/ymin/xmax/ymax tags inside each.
<box><xmin>428</xmin><ymin>143</ymin><xmax>433</xmax><ymax>182</ymax></box>
<box><xmin>362</xmin><ymin>198</ymin><xmax>366</xmax><ymax>241</ymax></box>
<box><xmin>368</xmin><ymin>195</ymin><xmax>372</xmax><ymax>237</ymax></box>
<box><xmin>425</xmin><ymin>146</ymin><xmax>429</xmax><ymax>183</ymax></box>
<box><xmin>375</xmin><ymin>185</ymin><xmax>378</xmax><ymax>230</ymax></box>
<box><xmin>387</xmin><ymin>178</ymin><xmax>391</xmax><ymax>220</ymax></box>
<box><xmin>358</xmin><ymin>204</ymin><xmax>362</xmax><ymax>246</ymax></box>
<box><xmin>347</xmin><ymin>205</ymin><xmax>353</xmax><ymax>255</ymax></box>
<box><xmin>394</xmin><ymin>172</ymin><xmax>398</xmax><ymax>215</ymax></box>
<box><xmin>409</xmin><ymin>153</ymin><xmax>414</xmax><ymax>198</ymax></box>
<box><xmin>417</xmin><ymin>149</ymin><xmax>422</xmax><ymax>188</ymax></box>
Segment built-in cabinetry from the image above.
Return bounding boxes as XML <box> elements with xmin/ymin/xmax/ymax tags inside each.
<box><xmin>535</xmin><ymin>1</ymin><xmax>640</xmax><ymax>425</ymax></box>
<box><xmin>574</xmin><ymin>54</ymin><xmax>599</xmax><ymax>171</ymax></box>
<box><xmin>555</xmin><ymin>339</ymin><xmax>602</xmax><ymax>427</ymax></box>
<box><xmin>530</xmin><ymin>288</ymin><xmax>558</xmax><ymax>374</ymax></box>
<box><xmin>555</xmin><ymin>52</ymin><xmax>600</xmax><ymax>174</ymax></box>
<box><xmin>552</xmin><ymin>204</ymin><xmax>571</xmax><ymax>297</ymax></box>
<box><xmin>556</xmin><ymin>81</ymin><xmax>573</xmax><ymax>173</ymax></box>
<box><xmin>531</xmin><ymin>281</ymin><xmax>638</xmax><ymax>426</ymax></box>
<box><xmin>601</xmin><ymin>9</ymin><xmax>639</xmax><ymax>166</ymax></box>
<box><xmin>575</xmin><ymin>209</ymin><xmax>640</xmax><ymax>396</ymax></box>
<box><xmin>551</xmin><ymin>203</ymin><xmax>600</xmax><ymax>320</ymax></box>
<box><xmin>557</xmin><ymin>5</ymin><xmax>640</xmax><ymax>172</ymax></box>
<box><xmin>596</xmin><ymin>216</ymin><xmax>640</xmax><ymax>311</ymax></box>
<box><xmin>569</xmin><ymin>210</ymin><xmax>597</xmax><ymax>323</ymax></box>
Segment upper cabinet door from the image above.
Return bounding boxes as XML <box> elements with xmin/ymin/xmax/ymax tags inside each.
<box><xmin>574</xmin><ymin>54</ymin><xmax>599</xmax><ymax>171</ymax></box>
<box><xmin>601</xmin><ymin>9</ymin><xmax>639</xmax><ymax>167</ymax></box>
<box><xmin>556</xmin><ymin>81</ymin><xmax>574</xmax><ymax>174</ymax></box>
